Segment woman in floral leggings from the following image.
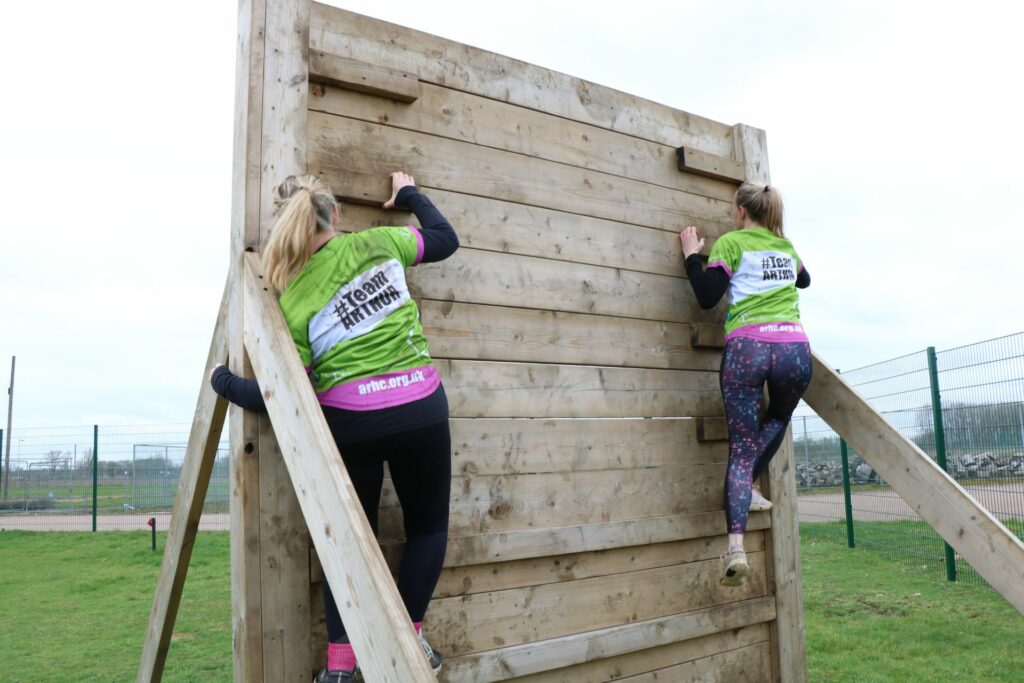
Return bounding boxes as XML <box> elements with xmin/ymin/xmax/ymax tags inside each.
<box><xmin>679</xmin><ymin>181</ymin><xmax>812</xmax><ymax>585</ymax></box>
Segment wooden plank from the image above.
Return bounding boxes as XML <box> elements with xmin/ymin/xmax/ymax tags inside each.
<box><xmin>338</xmin><ymin>188</ymin><xmax>717</xmax><ymax>277</ymax></box>
<box><xmin>425</xmin><ymin>552</ymin><xmax>769</xmax><ymax>657</ymax></box>
<box><xmin>762</xmin><ymin>430</ymin><xmax>806</xmax><ymax>683</ymax></box>
<box><xmin>308</xmin><ymin>111</ymin><xmax>735</xmax><ymax>234</ymax></box>
<box><xmin>258</xmin><ymin>419</ymin><xmax>311</xmax><ymax>682</ymax></box>
<box><xmin>508</xmin><ymin>624</ymin><xmax>769</xmax><ymax>683</ymax></box>
<box><xmin>435</xmin><ymin>511</ymin><xmax>771</xmax><ymax>568</ymax></box>
<box><xmin>310</xmin><ymin>50</ymin><xmax>419</xmax><ymax>102</ymax></box>
<box><xmin>228</xmin><ymin>0</ymin><xmax>267</xmax><ymax>679</ymax></box>
<box><xmin>448</xmin><ymin>418</ymin><xmax>726</xmax><ymax>475</ymax></box>
<box><xmin>376</xmin><ymin>464</ymin><xmax>729</xmax><ymax>537</ymax></box>
<box><xmin>137</xmin><ymin>287</ymin><xmax>230</xmax><ymax>683</ymax></box>
<box><xmin>616</xmin><ymin>641</ymin><xmax>771</xmax><ymax>683</ymax></box>
<box><xmin>436</xmin><ymin>360</ymin><xmax>723</xmax><ymax>419</ymax></box>
<box><xmin>309</xmin><ymin>81</ymin><xmax>736</xmax><ymax>202</ymax></box>
<box><xmin>242</xmin><ymin>255</ymin><xmax>435</xmax><ymax>681</ymax></box>
<box><xmin>805</xmin><ymin>355</ymin><xmax>1024</xmax><ymax>615</ymax></box>
<box><xmin>433</xmin><ymin>533</ymin><xmax>766</xmax><ymax>599</ymax></box>
<box><xmin>675</xmin><ymin>146</ymin><xmax>746</xmax><ymax>184</ymax></box>
<box><xmin>309</xmin><ymin>3</ymin><xmax>737</xmax><ymax>157</ymax></box>
<box><xmin>406</xmin><ymin>249</ymin><xmax>722</xmax><ymax>326</ymax></box>
<box><xmin>440</xmin><ymin>596</ymin><xmax>776</xmax><ymax>681</ymax></box>
<box><xmin>696</xmin><ymin>417</ymin><xmax>729</xmax><ymax>442</ymax></box>
<box><xmin>732</xmin><ymin>123</ymin><xmax>770</xmax><ymax>184</ymax></box>
<box><xmin>419</xmin><ymin>301</ymin><xmax>722</xmax><ymax>372</ymax></box>
<box><xmin>691</xmin><ymin>322</ymin><xmax>726</xmax><ymax>350</ymax></box>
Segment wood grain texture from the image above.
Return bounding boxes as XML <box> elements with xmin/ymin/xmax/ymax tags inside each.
<box><xmin>310</xmin><ymin>50</ymin><xmax>419</xmax><ymax>101</ymax></box>
<box><xmin>676</xmin><ymin>146</ymin><xmax>746</xmax><ymax>184</ymax></box>
<box><xmin>504</xmin><ymin>624</ymin><xmax>769</xmax><ymax>683</ymax></box>
<box><xmin>308</xmin><ymin>111</ymin><xmax>735</xmax><ymax>234</ymax></box>
<box><xmin>615</xmin><ymin>642</ymin><xmax>771</xmax><ymax>683</ymax></box>
<box><xmin>419</xmin><ymin>301</ymin><xmax>722</xmax><ymax>372</ymax></box>
<box><xmin>425</xmin><ymin>552</ymin><xmax>769</xmax><ymax>657</ymax></box>
<box><xmin>439</xmin><ymin>596</ymin><xmax>776</xmax><ymax>681</ymax></box>
<box><xmin>310</xmin><ymin>3</ymin><xmax>737</xmax><ymax>157</ymax></box>
<box><xmin>309</xmin><ymin>81</ymin><xmax>736</xmax><ymax>201</ymax></box>
<box><xmin>436</xmin><ymin>360</ymin><xmax>723</xmax><ymax>419</ymax></box>
<box><xmin>405</xmin><ymin>249</ymin><xmax>722</xmax><ymax>326</ymax></box>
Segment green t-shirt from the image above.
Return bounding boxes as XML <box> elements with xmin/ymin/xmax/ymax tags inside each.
<box><xmin>707</xmin><ymin>227</ymin><xmax>809</xmax><ymax>342</ymax></box>
<box><xmin>278</xmin><ymin>226</ymin><xmax>439</xmax><ymax>410</ymax></box>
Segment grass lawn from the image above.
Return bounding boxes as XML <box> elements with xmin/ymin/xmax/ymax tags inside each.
<box><xmin>0</xmin><ymin>526</ymin><xmax>1020</xmax><ymax>681</ymax></box>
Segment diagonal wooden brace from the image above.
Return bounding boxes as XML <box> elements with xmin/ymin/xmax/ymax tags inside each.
<box><xmin>241</xmin><ymin>253</ymin><xmax>435</xmax><ymax>682</ymax></box>
<box><xmin>137</xmin><ymin>282</ymin><xmax>231</xmax><ymax>683</ymax></box>
<box><xmin>804</xmin><ymin>352</ymin><xmax>1024</xmax><ymax>615</ymax></box>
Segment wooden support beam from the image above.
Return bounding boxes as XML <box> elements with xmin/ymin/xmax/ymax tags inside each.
<box><xmin>690</xmin><ymin>323</ymin><xmax>725</xmax><ymax>350</ymax></box>
<box><xmin>696</xmin><ymin>417</ymin><xmax>729</xmax><ymax>443</ymax></box>
<box><xmin>675</xmin><ymin>147</ymin><xmax>746</xmax><ymax>184</ymax></box>
<box><xmin>442</xmin><ymin>596</ymin><xmax>777</xmax><ymax>682</ymax></box>
<box><xmin>310</xmin><ymin>50</ymin><xmax>420</xmax><ymax>102</ymax></box>
<box><xmin>241</xmin><ymin>254</ymin><xmax>435</xmax><ymax>682</ymax></box>
<box><xmin>804</xmin><ymin>354</ymin><xmax>1024</xmax><ymax>615</ymax></box>
<box><xmin>137</xmin><ymin>284</ymin><xmax>230</xmax><ymax>683</ymax></box>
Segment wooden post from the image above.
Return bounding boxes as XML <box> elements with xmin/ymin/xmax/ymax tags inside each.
<box><xmin>3</xmin><ymin>355</ymin><xmax>14</xmax><ymax>501</ymax></box>
<box><xmin>137</xmin><ymin>287</ymin><xmax>231</xmax><ymax>683</ymax></box>
<box><xmin>733</xmin><ymin>122</ymin><xmax>808</xmax><ymax>683</ymax></box>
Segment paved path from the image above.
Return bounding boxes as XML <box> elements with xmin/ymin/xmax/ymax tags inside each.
<box><xmin>0</xmin><ymin>512</ymin><xmax>230</xmax><ymax>532</ymax></box>
<box><xmin>797</xmin><ymin>483</ymin><xmax>1024</xmax><ymax>523</ymax></box>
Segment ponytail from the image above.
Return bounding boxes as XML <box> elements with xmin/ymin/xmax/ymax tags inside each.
<box><xmin>263</xmin><ymin>175</ymin><xmax>337</xmax><ymax>291</ymax></box>
<box><xmin>735</xmin><ymin>181</ymin><xmax>785</xmax><ymax>237</ymax></box>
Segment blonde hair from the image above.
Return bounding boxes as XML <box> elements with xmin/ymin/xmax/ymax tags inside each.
<box><xmin>735</xmin><ymin>181</ymin><xmax>784</xmax><ymax>237</ymax></box>
<box><xmin>263</xmin><ymin>175</ymin><xmax>337</xmax><ymax>290</ymax></box>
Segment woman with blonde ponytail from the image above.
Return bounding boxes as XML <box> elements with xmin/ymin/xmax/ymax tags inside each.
<box><xmin>679</xmin><ymin>181</ymin><xmax>812</xmax><ymax>587</ymax></box>
<box><xmin>211</xmin><ymin>171</ymin><xmax>459</xmax><ymax>682</ymax></box>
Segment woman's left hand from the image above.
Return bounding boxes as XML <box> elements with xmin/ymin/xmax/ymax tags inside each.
<box><xmin>679</xmin><ymin>226</ymin><xmax>705</xmax><ymax>258</ymax></box>
<box><xmin>383</xmin><ymin>171</ymin><xmax>416</xmax><ymax>209</ymax></box>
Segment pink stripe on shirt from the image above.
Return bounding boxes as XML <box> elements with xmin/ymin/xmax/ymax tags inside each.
<box><xmin>709</xmin><ymin>261</ymin><xmax>733</xmax><ymax>278</ymax></box>
<box><xmin>408</xmin><ymin>226</ymin><xmax>425</xmax><ymax>266</ymax></box>
<box><xmin>725</xmin><ymin>322</ymin><xmax>809</xmax><ymax>343</ymax></box>
<box><xmin>316</xmin><ymin>365</ymin><xmax>440</xmax><ymax>411</ymax></box>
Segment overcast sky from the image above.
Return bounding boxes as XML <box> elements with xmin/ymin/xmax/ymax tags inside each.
<box><xmin>1</xmin><ymin>0</ymin><xmax>1022</xmax><ymax>428</ymax></box>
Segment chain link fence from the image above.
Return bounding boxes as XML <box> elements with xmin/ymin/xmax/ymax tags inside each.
<box><xmin>0</xmin><ymin>424</ymin><xmax>229</xmax><ymax>531</ymax></box>
<box><xmin>796</xmin><ymin>331</ymin><xmax>1024</xmax><ymax>587</ymax></box>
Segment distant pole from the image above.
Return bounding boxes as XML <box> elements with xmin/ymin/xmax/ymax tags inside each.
<box><xmin>92</xmin><ymin>425</ymin><xmax>99</xmax><ymax>532</ymax></box>
<box><xmin>3</xmin><ymin>356</ymin><xmax>14</xmax><ymax>501</ymax></box>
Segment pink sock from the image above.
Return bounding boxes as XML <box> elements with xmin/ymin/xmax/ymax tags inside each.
<box><xmin>327</xmin><ymin>642</ymin><xmax>356</xmax><ymax>671</ymax></box>
<box><xmin>413</xmin><ymin>621</ymin><xmax>423</xmax><ymax>635</ymax></box>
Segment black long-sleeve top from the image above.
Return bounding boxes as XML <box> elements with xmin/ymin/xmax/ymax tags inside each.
<box><xmin>684</xmin><ymin>253</ymin><xmax>810</xmax><ymax>309</ymax></box>
<box><xmin>210</xmin><ymin>185</ymin><xmax>456</xmax><ymax>441</ymax></box>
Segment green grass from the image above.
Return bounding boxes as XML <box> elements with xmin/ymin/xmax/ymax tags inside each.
<box><xmin>802</xmin><ymin>525</ymin><xmax>1023</xmax><ymax>682</ymax></box>
<box><xmin>0</xmin><ymin>531</ymin><xmax>231</xmax><ymax>682</ymax></box>
<box><xmin>0</xmin><ymin>527</ymin><xmax>1021</xmax><ymax>681</ymax></box>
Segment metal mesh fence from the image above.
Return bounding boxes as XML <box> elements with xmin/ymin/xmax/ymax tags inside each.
<box><xmin>0</xmin><ymin>423</ymin><xmax>229</xmax><ymax>531</ymax></box>
<box><xmin>796</xmin><ymin>332</ymin><xmax>1024</xmax><ymax>588</ymax></box>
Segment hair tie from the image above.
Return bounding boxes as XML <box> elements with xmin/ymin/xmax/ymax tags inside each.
<box><xmin>763</xmin><ymin>185</ymin><xmax>771</xmax><ymax>192</ymax></box>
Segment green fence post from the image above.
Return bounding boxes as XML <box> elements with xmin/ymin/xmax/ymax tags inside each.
<box><xmin>92</xmin><ymin>425</ymin><xmax>98</xmax><ymax>533</ymax></box>
<box><xmin>839</xmin><ymin>436</ymin><xmax>856</xmax><ymax>548</ymax></box>
<box><xmin>927</xmin><ymin>347</ymin><xmax>957</xmax><ymax>582</ymax></box>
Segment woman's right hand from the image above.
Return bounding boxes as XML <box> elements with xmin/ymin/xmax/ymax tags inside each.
<box><xmin>383</xmin><ymin>171</ymin><xmax>416</xmax><ymax>209</ymax></box>
<box><xmin>679</xmin><ymin>226</ymin><xmax>705</xmax><ymax>258</ymax></box>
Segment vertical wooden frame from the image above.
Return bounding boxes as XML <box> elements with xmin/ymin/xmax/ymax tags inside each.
<box><xmin>733</xmin><ymin>122</ymin><xmax>809</xmax><ymax>683</ymax></box>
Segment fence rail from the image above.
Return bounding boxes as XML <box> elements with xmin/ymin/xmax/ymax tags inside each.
<box><xmin>795</xmin><ymin>331</ymin><xmax>1024</xmax><ymax>588</ymax></box>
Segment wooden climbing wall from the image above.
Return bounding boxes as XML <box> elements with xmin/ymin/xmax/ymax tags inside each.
<box><xmin>295</xmin><ymin>3</ymin><xmax>803</xmax><ymax>681</ymax></box>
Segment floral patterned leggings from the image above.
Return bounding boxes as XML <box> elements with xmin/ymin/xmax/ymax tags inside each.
<box><xmin>721</xmin><ymin>337</ymin><xmax>812</xmax><ymax>534</ymax></box>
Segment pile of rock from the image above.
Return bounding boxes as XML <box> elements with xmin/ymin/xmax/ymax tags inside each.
<box><xmin>949</xmin><ymin>452</ymin><xmax>1024</xmax><ymax>480</ymax></box>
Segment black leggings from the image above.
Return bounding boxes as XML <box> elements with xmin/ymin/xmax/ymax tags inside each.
<box><xmin>321</xmin><ymin>419</ymin><xmax>451</xmax><ymax>643</ymax></box>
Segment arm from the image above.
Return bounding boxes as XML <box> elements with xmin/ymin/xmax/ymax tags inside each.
<box><xmin>796</xmin><ymin>265</ymin><xmax>811</xmax><ymax>289</ymax></box>
<box><xmin>679</xmin><ymin>226</ymin><xmax>729</xmax><ymax>309</ymax></box>
<box><xmin>684</xmin><ymin>254</ymin><xmax>730</xmax><ymax>309</ymax></box>
<box><xmin>210</xmin><ymin>365</ymin><xmax>266</xmax><ymax>413</ymax></box>
<box><xmin>394</xmin><ymin>185</ymin><xmax>459</xmax><ymax>263</ymax></box>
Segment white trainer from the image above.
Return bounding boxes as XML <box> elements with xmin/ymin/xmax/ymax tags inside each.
<box><xmin>749</xmin><ymin>487</ymin><xmax>773</xmax><ymax>512</ymax></box>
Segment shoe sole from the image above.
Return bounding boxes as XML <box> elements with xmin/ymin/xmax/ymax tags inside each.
<box><xmin>749</xmin><ymin>501</ymin><xmax>773</xmax><ymax>511</ymax></box>
<box><xmin>720</xmin><ymin>559</ymin><xmax>749</xmax><ymax>587</ymax></box>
